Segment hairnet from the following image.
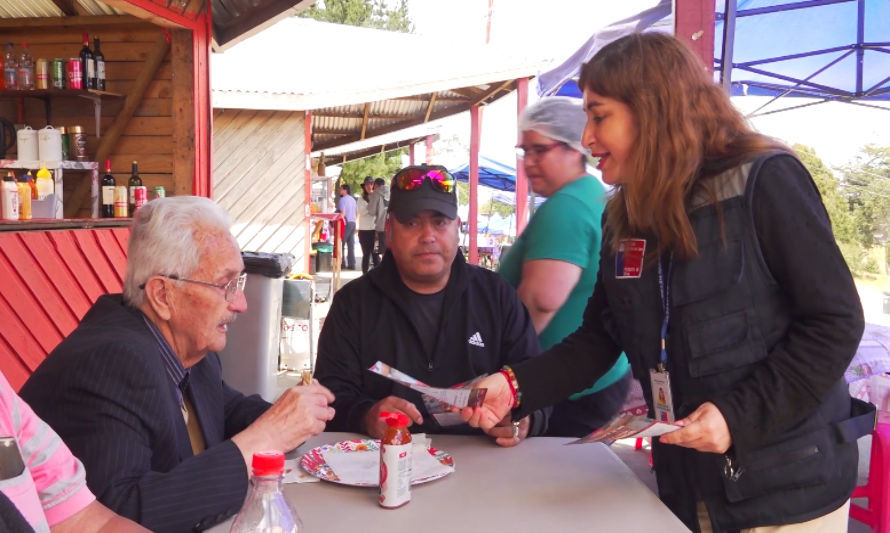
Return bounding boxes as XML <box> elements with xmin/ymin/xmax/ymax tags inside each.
<box><xmin>518</xmin><ymin>96</ymin><xmax>589</xmax><ymax>154</ymax></box>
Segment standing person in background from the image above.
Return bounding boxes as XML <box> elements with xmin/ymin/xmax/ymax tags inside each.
<box><xmin>357</xmin><ymin>176</ymin><xmax>380</xmax><ymax>274</ymax></box>
<box><xmin>337</xmin><ymin>183</ymin><xmax>357</xmax><ymax>270</ymax></box>
<box><xmin>500</xmin><ymin>96</ymin><xmax>631</xmax><ymax>438</ymax></box>
<box><xmin>372</xmin><ymin>177</ymin><xmax>390</xmax><ymax>258</ymax></box>
<box><xmin>463</xmin><ymin>32</ymin><xmax>873</xmax><ymax>533</ymax></box>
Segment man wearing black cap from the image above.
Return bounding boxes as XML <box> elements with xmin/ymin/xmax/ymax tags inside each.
<box><xmin>315</xmin><ymin>165</ymin><xmax>549</xmax><ymax>447</ymax></box>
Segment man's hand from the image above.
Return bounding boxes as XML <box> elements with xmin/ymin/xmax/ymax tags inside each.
<box><xmin>483</xmin><ymin>415</ymin><xmax>529</xmax><ymax>447</ymax></box>
<box><xmin>659</xmin><ymin>401</ymin><xmax>732</xmax><ymax>453</ymax></box>
<box><xmin>363</xmin><ymin>396</ymin><xmax>423</xmax><ymax>439</ymax></box>
<box><xmin>459</xmin><ymin>373</ymin><xmax>514</xmax><ymax>431</ymax></box>
<box><xmin>232</xmin><ymin>382</ymin><xmax>335</xmax><ymax>467</ymax></box>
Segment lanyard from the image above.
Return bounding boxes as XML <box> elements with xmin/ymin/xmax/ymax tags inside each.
<box><xmin>656</xmin><ymin>253</ymin><xmax>673</xmax><ymax>371</ymax></box>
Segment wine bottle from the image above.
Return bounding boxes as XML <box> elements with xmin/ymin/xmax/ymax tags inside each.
<box><xmin>101</xmin><ymin>159</ymin><xmax>115</xmax><ymax>218</ymax></box>
<box><xmin>79</xmin><ymin>33</ymin><xmax>95</xmax><ymax>90</ymax></box>
<box><xmin>127</xmin><ymin>161</ymin><xmax>142</xmax><ymax>216</ymax></box>
<box><xmin>93</xmin><ymin>37</ymin><xmax>105</xmax><ymax>91</ymax></box>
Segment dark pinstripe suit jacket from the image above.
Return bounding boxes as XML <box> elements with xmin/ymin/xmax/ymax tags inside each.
<box><xmin>20</xmin><ymin>294</ymin><xmax>271</xmax><ymax>532</ymax></box>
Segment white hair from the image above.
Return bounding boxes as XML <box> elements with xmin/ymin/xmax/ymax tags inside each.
<box><xmin>123</xmin><ymin>196</ymin><xmax>233</xmax><ymax>307</ymax></box>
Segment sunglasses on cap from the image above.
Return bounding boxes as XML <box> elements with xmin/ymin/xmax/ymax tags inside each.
<box><xmin>391</xmin><ymin>167</ymin><xmax>456</xmax><ymax>194</ymax></box>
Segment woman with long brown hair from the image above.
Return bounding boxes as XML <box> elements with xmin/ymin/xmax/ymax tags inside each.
<box><xmin>463</xmin><ymin>32</ymin><xmax>873</xmax><ymax>532</ymax></box>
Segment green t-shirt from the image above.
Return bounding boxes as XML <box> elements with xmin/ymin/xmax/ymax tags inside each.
<box><xmin>499</xmin><ymin>175</ymin><xmax>629</xmax><ymax>396</ymax></box>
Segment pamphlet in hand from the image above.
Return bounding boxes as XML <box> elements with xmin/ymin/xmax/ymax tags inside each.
<box><xmin>368</xmin><ymin>361</ymin><xmax>487</xmax><ymax>424</ymax></box>
<box><xmin>569</xmin><ymin>413</ymin><xmax>680</xmax><ymax>446</ymax></box>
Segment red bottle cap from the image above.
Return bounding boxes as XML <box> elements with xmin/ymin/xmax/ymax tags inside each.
<box><xmin>104</xmin><ymin>159</ymin><xmax>111</xmax><ymax>172</ymax></box>
<box><xmin>251</xmin><ymin>450</ymin><xmax>285</xmax><ymax>476</ymax></box>
<box><xmin>380</xmin><ymin>412</ymin><xmax>410</xmax><ymax>427</ymax></box>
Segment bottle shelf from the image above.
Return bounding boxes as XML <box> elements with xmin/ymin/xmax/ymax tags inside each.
<box><xmin>0</xmin><ymin>159</ymin><xmax>99</xmax><ymax>219</ymax></box>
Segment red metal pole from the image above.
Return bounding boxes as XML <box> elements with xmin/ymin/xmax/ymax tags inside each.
<box><xmin>305</xmin><ymin>111</ymin><xmax>313</xmax><ymax>274</ymax></box>
<box><xmin>424</xmin><ymin>135</ymin><xmax>434</xmax><ymax>164</ymax></box>
<box><xmin>514</xmin><ymin>77</ymin><xmax>529</xmax><ymax>235</ymax></box>
<box><xmin>409</xmin><ymin>143</ymin><xmax>415</xmax><ymax>166</ymax></box>
<box><xmin>468</xmin><ymin>105</ymin><xmax>481</xmax><ymax>265</ymax></box>
<box><xmin>674</xmin><ymin>0</ymin><xmax>715</xmax><ymax>74</ymax></box>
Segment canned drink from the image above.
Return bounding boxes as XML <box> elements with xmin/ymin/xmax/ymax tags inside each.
<box><xmin>113</xmin><ymin>185</ymin><xmax>128</xmax><ymax>217</ymax></box>
<box><xmin>35</xmin><ymin>59</ymin><xmax>49</xmax><ymax>90</ymax></box>
<box><xmin>51</xmin><ymin>58</ymin><xmax>65</xmax><ymax>89</ymax></box>
<box><xmin>66</xmin><ymin>58</ymin><xmax>82</xmax><ymax>89</ymax></box>
<box><xmin>134</xmin><ymin>186</ymin><xmax>148</xmax><ymax>209</ymax></box>
<box><xmin>68</xmin><ymin>125</ymin><xmax>88</xmax><ymax>161</ymax></box>
<box><xmin>58</xmin><ymin>126</ymin><xmax>69</xmax><ymax>160</ymax></box>
<box><xmin>150</xmin><ymin>186</ymin><xmax>165</xmax><ymax>200</ymax></box>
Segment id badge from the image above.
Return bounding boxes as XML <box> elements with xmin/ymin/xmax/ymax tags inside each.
<box><xmin>615</xmin><ymin>238</ymin><xmax>646</xmax><ymax>279</ymax></box>
<box><xmin>649</xmin><ymin>369</ymin><xmax>676</xmax><ymax>423</ymax></box>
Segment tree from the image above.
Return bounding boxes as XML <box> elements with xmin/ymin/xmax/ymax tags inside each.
<box><xmin>336</xmin><ymin>149</ymin><xmax>406</xmax><ymax>193</ymax></box>
<box><xmin>299</xmin><ymin>0</ymin><xmax>413</xmax><ymax>33</ymax></box>
<box><xmin>793</xmin><ymin>144</ymin><xmax>856</xmax><ymax>244</ymax></box>
<box><xmin>838</xmin><ymin>145</ymin><xmax>890</xmax><ymax>249</ymax></box>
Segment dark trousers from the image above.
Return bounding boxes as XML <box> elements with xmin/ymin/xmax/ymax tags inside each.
<box><xmin>375</xmin><ymin>230</ymin><xmax>387</xmax><ymax>257</ymax></box>
<box><xmin>358</xmin><ymin>230</ymin><xmax>379</xmax><ymax>273</ymax></box>
<box><xmin>545</xmin><ymin>370</ymin><xmax>632</xmax><ymax>437</ymax></box>
<box><xmin>341</xmin><ymin>221</ymin><xmax>356</xmax><ymax>269</ymax></box>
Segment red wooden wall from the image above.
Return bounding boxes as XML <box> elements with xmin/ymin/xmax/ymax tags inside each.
<box><xmin>0</xmin><ymin>228</ymin><xmax>129</xmax><ymax>391</ymax></box>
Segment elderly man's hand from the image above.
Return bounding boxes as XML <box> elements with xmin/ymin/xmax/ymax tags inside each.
<box><xmin>232</xmin><ymin>382</ymin><xmax>335</xmax><ymax>468</ymax></box>
<box><xmin>483</xmin><ymin>415</ymin><xmax>529</xmax><ymax>447</ymax></box>
<box><xmin>363</xmin><ymin>396</ymin><xmax>423</xmax><ymax>439</ymax></box>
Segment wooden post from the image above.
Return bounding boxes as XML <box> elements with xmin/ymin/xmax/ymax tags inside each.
<box><xmin>305</xmin><ymin>111</ymin><xmax>313</xmax><ymax>274</ymax></box>
<box><xmin>675</xmin><ymin>0</ymin><xmax>715</xmax><ymax>74</ymax></box>
<box><xmin>515</xmin><ymin>77</ymin><xmax>529</xmax><ymax>235</ymax></box>
<box><xmin>192</xmin><ymin>10</ymin><xmax>212</xmax><ymax>196</ymax></box>
<box><xmin>64</xmin><ymin>31</ymin><xmax>170</xmax><ymax>217</ymax></box>
<box><xmin>171</xmin><ymin>29</ymin><xmax>196</xmax><ymax>197</ymax></box>
<box><xmin>468</xmin><ymin>105</ymin><xmax>481</xmax><ymax>265</ymax></box>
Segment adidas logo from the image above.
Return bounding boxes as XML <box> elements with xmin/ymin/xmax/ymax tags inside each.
<box><xmin>467</xmin><ymin>331</ymin><xmax>485</xmax><ymax>347</ymax></box>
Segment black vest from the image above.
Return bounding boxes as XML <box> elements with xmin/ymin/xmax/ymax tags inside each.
<box><xmin>600</xmin><ymin>154</ymin><xmax>873</xmax><ymax>531</ymax></box>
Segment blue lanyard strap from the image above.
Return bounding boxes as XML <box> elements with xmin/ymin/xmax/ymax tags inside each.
<box><xmin>656</xmin><ymin>253</ymin><xmax>673</xmax><ymax>370</ymax></box>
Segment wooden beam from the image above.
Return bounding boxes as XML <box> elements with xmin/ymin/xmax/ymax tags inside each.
<box><xmin>472</xmin><ymin>79</ymin><xmax>514</xmax><ymax>107</ymax></box>
<box><xmin>423</xmin><ymin>93</ymin><xmax>437</xmax><ymax>122</ymax></box>
<box><xmin>65</xmin><ymin>32</ymin><xmax>170</xmax><ymax>217</ymax></box>
<box><xmin>171</xmin><ymin>28</ymin><xmax>196</xmax><ymax>196</ymax></box>
<box><xmin>0</xmin><ymin>15</ymin><xmax>144</xmax><ymax>29</ymax></box>
<box><xmin>49</xmin><ymin>0</ymin><xmax>79</xmax><ymax>16</ymax></box>
<box><xmin>359</xmin><ymin>103</ymin><xmax>371</xmax><ymax>140</ymax></box>
<box><xmin>102</xmin><ymin>0</ymin><xmax>196</xmax><ymax>29</ymax></box>
<box><xmin>449</xmin><ymin>87</ymin><xmax>478</xmax><ymax>100</ymax></box>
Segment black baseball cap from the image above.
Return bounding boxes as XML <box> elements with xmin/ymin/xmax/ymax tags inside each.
<box><xmin>388</xmin><ymin>165</ymin><xmax>458</xmax><ymax>222</ymax></box>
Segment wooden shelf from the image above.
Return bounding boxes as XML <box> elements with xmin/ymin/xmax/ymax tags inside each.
<box><xmin>0</xmin><ymin>89</ymin><xmax>123</xmax><ymax>99</ymax></box>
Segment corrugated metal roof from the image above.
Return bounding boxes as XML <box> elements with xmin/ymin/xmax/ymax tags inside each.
<box><xmin>0</xmin><ymin>0</ymin><xmax>125</xmax><ymax>18</ymax></box>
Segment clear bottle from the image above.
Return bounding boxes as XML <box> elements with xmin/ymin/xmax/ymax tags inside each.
<box><xmin>3</xmin><ymin>43</ymin><xmax>17</xmax><ymax>90</ymax></box>
<box><xmin>17</xmin><ymin>43</ymin><xmax>34</xmax><ymax>90</ymax></box>
<box><xmin>378</xmin><ymin>411</ymin><xmax>412</xmax><ymax>509</ymax></box>
<box><xmin>230</xmin><ymin>451</ymin><xmax>302</xmax><ymax>533</ymax></box>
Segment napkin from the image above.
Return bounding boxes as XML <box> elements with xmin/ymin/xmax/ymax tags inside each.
<box><xmin>319</xmin><ymin>437</ymin><xmax>452</xmax><ymax>486</ymax></box>
<box><xmin>284</xmin><ymin>458</ymin><xmax>320</xmax><ymax>483</ymax></box>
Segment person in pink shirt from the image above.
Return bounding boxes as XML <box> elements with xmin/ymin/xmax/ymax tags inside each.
<box><xmin>0</xmin><ymin>371</ymin><xmax>147</xmax><ymax>532</ymax></box>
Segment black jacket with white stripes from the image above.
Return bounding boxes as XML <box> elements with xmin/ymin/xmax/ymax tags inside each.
<box><xmin>315</xmin><ymin>250</ymin><xmax>550</xmax><ymax>436</ymax></box>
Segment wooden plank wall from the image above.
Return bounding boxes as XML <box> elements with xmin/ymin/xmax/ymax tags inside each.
<box><xmin>212</xmin><ymin>108</ymin><xmax>309</xmax><ymax>270</ymax></box>
<box><xmin>0</xmin><ymin>228</ymin><xmax>129</xmax><ymax>391</ymax></box>
<box><xmin>0</xmin><ymin>16</ymin><xmax>194</xmax><ymax>216</ymax></box>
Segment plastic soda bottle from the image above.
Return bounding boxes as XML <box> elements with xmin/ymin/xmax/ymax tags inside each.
<box><xmin>17</xmin><ymin>43</ymin><xmax>34</xmax><ymax>90</ymax></box>
<box><xmin>3</xmin><ymin>43</ymin><xmax>16</xmax><ymax>89</ymax></box>
<box><xmin>379</xmin><ymin>411</ymin><xmax>412</xmax><ymax>509</ymax></box>
<box><xmin>230</xmin><ymin>451</ymin><xmax>303</xmax><ymax>533</ymax></box>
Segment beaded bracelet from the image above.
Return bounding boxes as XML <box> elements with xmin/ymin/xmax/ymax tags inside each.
<box><xmin>499</xmin><ymin>365</ymin><xmax>522</xmax><ymax>408</ymax></box>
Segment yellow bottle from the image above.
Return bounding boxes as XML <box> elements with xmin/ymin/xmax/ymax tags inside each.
<box><xmin>35</xmin><ymin>162</ymin><xmax>54</xmax><ymax>201</ymax></box>
<box><xmin>16</xmin><ymin>173</ymin><xmax>31</xmax><ymax>220</ymax></box>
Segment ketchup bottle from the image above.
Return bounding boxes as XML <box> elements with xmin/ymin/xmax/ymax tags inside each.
<box><xmin>378</xmin><ymin>412</ymin><xmax>412</xmax><ymax>509</ymax></box>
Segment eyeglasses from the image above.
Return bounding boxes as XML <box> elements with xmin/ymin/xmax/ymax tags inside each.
<box><xmin>391</xmin><ymin>167</ymin><xmax>456</xmax><ymax>193</ymax></box>
<box><xmin>515</xmin><ymin>142</ymin><xmax>565</xmax><ymax>159</ymax></box>
<box><xmin>140</xmin><ymin>272</ymin><xmax>247</xmax><ymax>303</ymax></box>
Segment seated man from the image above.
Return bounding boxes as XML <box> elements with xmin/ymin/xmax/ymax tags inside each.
<box><xmin>21</xmin><ymin>197</ymin><xmax>335</xmax><ymax>532</ymax></box>
<box><xmin>0</xmin><ymin>370</ymin><xmax>149</xmax><ymax>533</ymax></box>
<box><xmin>314</xmin><ymin>165</ymin><xmax>549</xmax><ymax>446</ymax></box>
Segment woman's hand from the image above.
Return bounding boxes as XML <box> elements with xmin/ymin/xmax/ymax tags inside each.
<box><xmin>459</xmin><ymin>372</ymin><xmax>514</xmax><ymax>431</ymax></box>
<box><xmin>484</xmin><ymin>415</ymin><xmax>529</xmax><ymax>448</ymax></box>
<box><xmin>659</xmin><ymin>401</ymin><xmax>732</xmax><ymax>453</ymax></box>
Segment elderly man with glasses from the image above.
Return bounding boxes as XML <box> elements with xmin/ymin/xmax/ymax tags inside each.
<box><xmin>21</xmin><ymin>196</ymin><xmax>335</xmax><ymax>533</ymax></box>
<box><xmin>314</xmin><ymin>165</ymin><xmax>550</xmax><ymax>446</ymax></box>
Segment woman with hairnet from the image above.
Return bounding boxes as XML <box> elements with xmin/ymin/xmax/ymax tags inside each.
<box><xmin>498</xmin><ymin>96</ymin><xmax>631</xmax><ymax>437</ymax></box>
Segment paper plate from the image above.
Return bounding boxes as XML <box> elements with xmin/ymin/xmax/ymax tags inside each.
<box><xmin>300</xmin><ymin>438</ymin><xmax>454</xmax><ymax>486</ymax></box>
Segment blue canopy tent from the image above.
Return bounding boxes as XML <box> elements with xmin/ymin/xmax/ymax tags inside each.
<box><xmin>450</xmin><ymin>155</ymin><xmax>518</xmax><ymax>192</ymax></box>
<box><xmin>537</xmin><ymin>0</ymin><xmax>890</xmax><ymax>115</ymax></box>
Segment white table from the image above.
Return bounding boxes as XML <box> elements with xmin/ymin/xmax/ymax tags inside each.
<box><xmin>210</xmin><ymin>432</ymin><xmax>689</xmax><ymax>532</ymax></box>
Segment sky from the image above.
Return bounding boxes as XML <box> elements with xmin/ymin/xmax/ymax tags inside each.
<box><xmin>398</xmin><ymin>0</ymin><xmax>890</xmax><ymax>171</ymax></box>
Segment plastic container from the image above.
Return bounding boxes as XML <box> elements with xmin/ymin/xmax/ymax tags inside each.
<box><xmin>35</xmin><ymin>163</ymin><xmax>53</xmax><ymax>200</ymax></box>
<box><xmin>1</xmin><ymin>172</ymin><xmax>19</xmax><ymax>221</ymax></box>
<box><xmin>16</xmin><ymin>126</ymin><xmax>38</xmax><ymax>161</ymax></box>
<box><xmin>38</xmin><ymin>125</ymin><xmax>62</xmax><ymax>162</ymax></box>
<box><xmin>3</xmin><ymin>43</ymin><xmax>16</xmax><ymax>89</ymax></box>
<box><xmin>16</xmin><ymin>43</ymin><xmax>33</xmax><ymax>90</ymax></box>
<box><xmin>230</xmin><ymin>451</ymin><xmax>302</xmax><ymax>533</ymax></box>
<box><xmin>379</xmin><ymin>411</ymin><xmax>412</xmax><ymax>509</ymax></box>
